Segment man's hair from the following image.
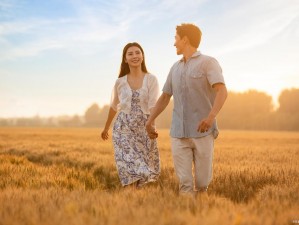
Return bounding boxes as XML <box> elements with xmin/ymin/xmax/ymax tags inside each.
<box><xmin>176</xmin><ymin>23</ymin><xmax>202</xmax><ymax>48</ymax></box>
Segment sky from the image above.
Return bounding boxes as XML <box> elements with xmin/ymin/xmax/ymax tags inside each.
<box><xmin>0</xmin><ymin>0</ymin><xmax>298</xmax><ymax>118</ymax></box>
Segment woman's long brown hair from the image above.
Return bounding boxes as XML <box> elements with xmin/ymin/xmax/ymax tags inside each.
<box><xmin>118</xmin><ymin>42</ymin><xmax>148</xmax><ymax>78</ymax></box>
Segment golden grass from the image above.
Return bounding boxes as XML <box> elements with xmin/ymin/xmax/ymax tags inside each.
<box><xmin>0</xmin><ymin>127</ymin><xmax>298</xmax><ymax>225</ymax></box>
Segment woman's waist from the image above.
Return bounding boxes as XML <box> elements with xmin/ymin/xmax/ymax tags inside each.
<box><xmin>117</xmin><ymin>105</ymin><xmax>150</xmax><ymax>114</ymax></box>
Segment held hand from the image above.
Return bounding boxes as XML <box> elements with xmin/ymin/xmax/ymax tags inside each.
<box><xmin>101</xmin><ymin>129</ymin><xmax>109</xmax><ymax>141</ymax></box>
<box><xmin>197</xmin><ymin>117</ymin><xmax>214</xmax><ymax>133</ymax></box>
<box><xmin>145</xmin><ymin>121</ymin><xmax>158</xmax><ymax>139</ymax></box>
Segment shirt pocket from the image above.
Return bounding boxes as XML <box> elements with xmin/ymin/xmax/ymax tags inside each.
<box><xmin>187</xmin><ymin>69</ymin><xmax>206</xmax><ymax>89</ymax></box>
<box><xmin>189</xmin><ymin>69</ymin><xmax>205</xmax><ymax>79</ymax></box>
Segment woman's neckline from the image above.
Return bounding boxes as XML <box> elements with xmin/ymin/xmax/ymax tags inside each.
<box><xmin>125</xmin><ymin>73</ymin><xmax>148</xmax><ymax>91</ymax></box>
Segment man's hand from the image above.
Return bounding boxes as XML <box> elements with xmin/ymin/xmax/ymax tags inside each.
<box><xmin>197</xmin><ymin>116</ymin><xmax>214</xmax><ymax>133</ymax></box>
<box><xmin>145</xmin><ymin>121</ymin><xmax>158</xmax><ymax>139</ymax></box>
<box><xmin>198</xmin><ymin>83</ymin><xmax>227</xmax><ymax>133</ymax></box>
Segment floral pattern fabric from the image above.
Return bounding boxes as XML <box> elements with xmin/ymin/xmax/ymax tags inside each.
<box><xmin>112</xmin><ymin>89</ymin><xmax>160</xmax><ymax>186</ymax></box>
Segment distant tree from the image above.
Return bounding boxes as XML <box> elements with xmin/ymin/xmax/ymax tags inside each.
<box><xmin>85</xmin><ymin>103</ymin><xmax>101</xmax><ymax>126</ymax></box>
<box><xmin>275</xmin><ymin>88</ymin><xmax>299</xmax><ymax>130</ymax></box>
<box><xmin>47</xmin><ymin>117</ymin><xmax>58</xmax><ymax>127</ymax></box>
<box><xmin>71</xmin><ymin>115</ymin><xmax>82</xmax><ymax>126</ymax></box>
<box><xmin>156</xmin><ymin>99</ymin><xmax>173</xmax><ymax>128</ymax></box>
<box><xmin>218</xmin><ymin>90</ymin><xmax>273</xmax><ymax>129</ymax></box>
<box><xmin>31</xmin><ymin>115</ymin><xmax>43</xmax><ymax>126</ymax></box>
<box><xmin>16</xmin><ymin>118</ymin><xmax>32</xmax><ymax>126</ymax></box>
<box><xmin>278</xmin><ymin>88</ymin><xmax>299</xmax><ymax>114</ymax></box>
<box><xmin>5</xmin><ymin>87</ymin><xmax>298</xmax><ymax>130</ymax></box>
<box><xmin>16</xmin><ymin>116</ymin><xmax>43</xmax><ymax>127</ymax></box>
<box><xmin>99</xmin><ymin>105</ymin><xmax>110</xmax><ymax>126</ymax></box>
<box><xmin>0</xmin><ymin>119</ymin><xmax>9</xmax><ymax>126</ymax></box>
<box><xmin>57</xmin><ymin>115</ymin><xmax>82</xmax><ymax>127</ymax></box>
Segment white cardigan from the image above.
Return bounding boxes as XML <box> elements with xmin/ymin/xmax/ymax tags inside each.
<box><xmin>110</xmin><ymin>73</ymin><xmax>159</xmax><ymax>115</ymax></box>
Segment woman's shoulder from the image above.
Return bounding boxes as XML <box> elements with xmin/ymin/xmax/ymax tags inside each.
<box><xmin>115</xmin><ymin>75</ymin><xmax>127</xmax><ymax>85</ymax></box>
<box><xmin>146</xmin><ymin>73</ymin><xmax>158</xmax><ymax>81</ymax></box>
<box><xmin>145</xmin><ymin>73</ymin><xmax>159</xmax><ymax>88</ymax></box>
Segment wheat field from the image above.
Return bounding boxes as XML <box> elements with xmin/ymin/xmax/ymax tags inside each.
<box><xmin>0</xmin><ymin>127</ymin><xmax>298</xmax><ymax>225</ymax></box>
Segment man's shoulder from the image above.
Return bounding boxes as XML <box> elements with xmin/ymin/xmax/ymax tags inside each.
<box><xmin>170</xmin><ymin>60</ymin><xmax>181</xmax><ymax>69</ymax></box>
<box><xmin>198</xmin><ymin>54</ymin><xmax>221</xmax><ymax>69</ymax></box>
<box><xmin>199</xmin><ymin>53</ymin><xmax>216</xmax><ymax>62</ymax></box>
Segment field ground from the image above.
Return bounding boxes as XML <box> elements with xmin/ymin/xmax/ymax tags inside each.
<box><xmin>0</xmin><ymin>127</ymin><xmax>298</xmax><ymax>225</ymax></box>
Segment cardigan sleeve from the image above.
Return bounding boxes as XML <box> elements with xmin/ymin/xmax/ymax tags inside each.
<box><xmin>110</xmin><ymin>79</ymin><xmax>120</xmax><ymax>111</ymax></box>
<box><xmin>148</xmin><ymin>75</ymin><xmax>159</xmax><ymax>110</ymax></box>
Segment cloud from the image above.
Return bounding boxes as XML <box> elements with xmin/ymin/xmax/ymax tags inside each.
<box><xmin>0</xmin><ymin>0</ymin><xmax>13</xmax><ymax>10</ymax></box>
<box><xmin>208</xmin><ymin>0</ymin><xmax>299</xmax><ymax>55</ymax></box>
<box><xmin>0</xmin><ymin>0</ymin><xmax>26</xmax><ymax>20</ymax></box>
<box><xmin>0</xmin><ymin>0</ymin><xmax>146</xmax><ymax>60</ymax></box>
<box><xmin>0</xmin><ymin>18</ymin><xmax>123</xmax><ymax>60</ymax></box>
<box><xmin>0</xmin><ymin>0</ymin><xmax>16</xmax><ymax>13</ymax></box>
<box><xmin>1</xmin><ymin>0</ymin><xmax>297</xmax><ymax>61</ymax></box>
<box><xmin>0</xmin><ymin>17</ymin><xmax>76</xmax><ymax>60</ymax></box>
<box><xmin>0</xmin><ymin>0</ymin><xmax>210</xmax><ymax>61</ymax></box>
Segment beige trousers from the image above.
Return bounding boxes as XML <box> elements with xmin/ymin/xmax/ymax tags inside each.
<box><xmin>171</xmin><ymin>134</ymin><xmax>214</xmax><ymax>194</ymax></box>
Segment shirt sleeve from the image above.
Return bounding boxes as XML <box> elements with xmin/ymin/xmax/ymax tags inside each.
<box><xmin>148</xmin><ymin>75</ymin><xmax>160</xmax><ymax>109</ymax></box>
<box><xmin>162</xmin><ymin>66</ymin><xmax>174</xmax><ymax>95</ymax></box>
<box><xmin>110</xmin><ymin>79</ymin><xmax>120</xmax><ymax>111</ymax></box>
<box><xmin>205</xmin><ymin>57</ymin><xmax>225</xmax><ymax>86</ymax></box>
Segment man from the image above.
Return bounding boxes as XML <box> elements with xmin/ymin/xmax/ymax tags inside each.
<box><xmin>146</xmin><ymin>23</ymin><xmax>227</xmax><ymax>196</ymax></box>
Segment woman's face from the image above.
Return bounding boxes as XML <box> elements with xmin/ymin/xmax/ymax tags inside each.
<box><xmin>125</xmin><ymin>46</ymin><xmax>143</xmax><ymax>68</ymax></box>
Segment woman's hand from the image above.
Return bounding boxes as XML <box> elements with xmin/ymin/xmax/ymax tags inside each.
<box><xmin>101</xmin><ymin>129</ymin><xmax>109</xmax><ymax>140</ymax></box>
<box><xmin>145</xmin><ymin>121</ymin><xmax>158</xmax><ymax>139</ymax></box>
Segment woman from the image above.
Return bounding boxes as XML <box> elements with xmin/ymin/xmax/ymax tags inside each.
<box><xmin>101</xmin><ymin>42</ymin><xmax>160</xmax><ymax>188</ymax></box>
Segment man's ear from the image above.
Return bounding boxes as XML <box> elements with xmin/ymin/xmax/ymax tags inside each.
<box><xmin>183</xmin><ymin>36</ymin><xmax>189</xmax><ymax>44</ymax></box>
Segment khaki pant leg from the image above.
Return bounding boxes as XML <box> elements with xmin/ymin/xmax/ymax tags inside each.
<box><xmin>171</xmin><ymin>138</ymin><xmax>194</xmax><ymax>194</ymax></box>
<box><xmin>192</xmin><ymin>134</ymin><xmax>214</xmax><ymax>190</ymax></box>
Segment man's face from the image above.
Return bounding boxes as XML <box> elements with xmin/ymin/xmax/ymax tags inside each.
<box><xmin>174</xmin><ymin>33</ymin><xmax>185</xmax><ymax>55</ymax></box>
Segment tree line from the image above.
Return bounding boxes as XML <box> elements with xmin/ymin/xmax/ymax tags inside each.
<box><xmin>1</xmin><ymin>88</ymin><xmax>298</xmax><ymax>131</ymax></box>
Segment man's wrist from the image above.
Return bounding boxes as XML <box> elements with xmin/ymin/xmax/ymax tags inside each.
<box><xmin>146</xmin><ymin>119</ymin><xmax>153</xmax><ymax>126</ymax></box>
<box><xmin>208</xmin><ymin>112</ymin><xmax>216</xmax><ymax>120</ymax></box>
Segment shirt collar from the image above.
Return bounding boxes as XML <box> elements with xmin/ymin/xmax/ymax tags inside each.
<box><xmin>180</xmin><ymin>51</ymin><xmax>201</xmax><ymax>62</ymax></box>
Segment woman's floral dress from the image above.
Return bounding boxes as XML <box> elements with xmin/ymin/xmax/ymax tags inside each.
<box><xmin>112</xmin><ymin>89</ymin><xmax>160</xmax><ymax>186</ymax></box>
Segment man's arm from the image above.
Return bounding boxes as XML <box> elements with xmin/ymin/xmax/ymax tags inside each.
<box><xmin>146</xmin><ymin>92</ymin><xmax>172</xmax><ymax>138</ymax></box>
<box><xmin>198</xmin><ymin>83</ymin><xmax>227</xmax><ymax>133</ymax></box>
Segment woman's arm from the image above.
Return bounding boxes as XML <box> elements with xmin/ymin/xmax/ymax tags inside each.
<box><xmin>101</xmin><ymin>107</ymin><xmax>117</xmax><ymax>140</ymax></box>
